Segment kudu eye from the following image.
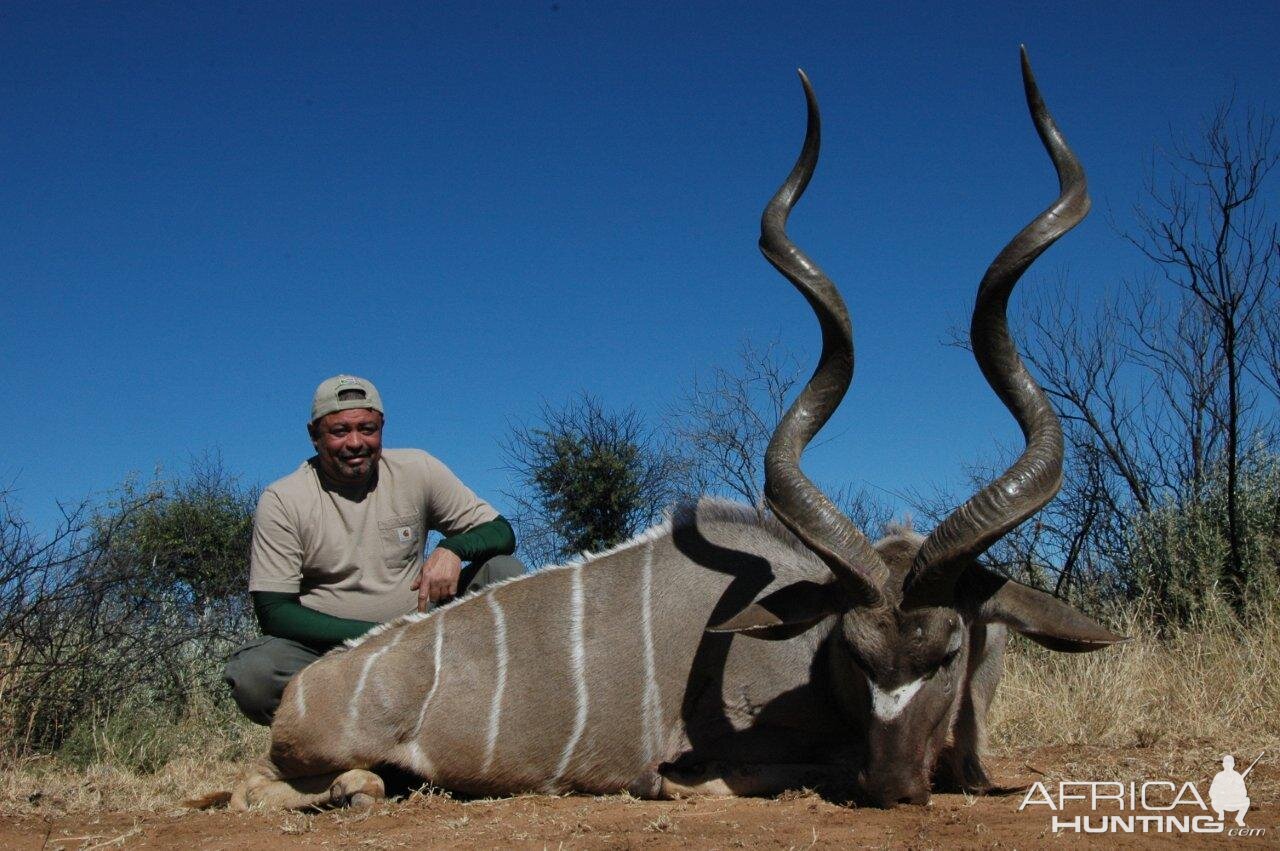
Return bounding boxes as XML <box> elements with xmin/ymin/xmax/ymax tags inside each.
<box><xmin>924</xmin><ymin>648</ymin><xmax>960</xmax><ymax>681</ymax></box>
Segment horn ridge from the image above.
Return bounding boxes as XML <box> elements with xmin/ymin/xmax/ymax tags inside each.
<box><xmin>903</xmin><ymin>47</ymin><xmax>1089</xmax><ymax>607</ymax></box>
<box><xmin>760</xmin><ymin>69</ymin><xmax>889</xmax><ymax>607</ymax></box>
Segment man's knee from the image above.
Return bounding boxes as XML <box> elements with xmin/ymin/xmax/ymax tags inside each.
<box><xmin>482</xmin><ymin>554</ymin><xmax>526</xmax><ymax>583</ymax></box>
<box><xmin>224</xmin><ymin>641</ymin><xmax>280</xmax><ymax>726</ymax></box>
<box><xmin>464</xmin><ymin>554</ymin><xmax>526</xmax><ymax>593</ymax></box>
<box><xmin>224</xmin><ymin>637</ymin><xmax>321</xmax><ymax>726</ymax></box>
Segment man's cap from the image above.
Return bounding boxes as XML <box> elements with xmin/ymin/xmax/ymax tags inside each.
<box><xmin>310</xmin><ymin>375</ymin><xmax>384</xmax><ymax>423</ymax></box>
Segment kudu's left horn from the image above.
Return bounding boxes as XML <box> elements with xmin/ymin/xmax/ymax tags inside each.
<box><xmin>903</xmin><ymin>47</ymin><xmax>1090</xmax><ymax>608</ymax></box>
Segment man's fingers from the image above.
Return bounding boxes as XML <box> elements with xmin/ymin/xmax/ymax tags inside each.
<box><xmin>415</xmin><ymin>555</ymin><xmax>461</xmax><ymax>610</ymax></box>
<box><xmin>431</xmin><ymin>577</ymin><xmax>454</xmax><ymax>602</ymax></box>
<box><xmin>413</xmin><ymin>568</ymin><xmax>427</xmax><ymax>612</ymax></box>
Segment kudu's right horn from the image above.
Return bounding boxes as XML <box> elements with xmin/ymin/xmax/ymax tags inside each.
<box><xmin>903</xmin><ymin>47</ymin><xmax>1090</xmax><ymax>608</ymax></box>
<box><xmin>760</xmin><ymin>69</ymin><xmax>889</xmax><ymax>608</ymax></box>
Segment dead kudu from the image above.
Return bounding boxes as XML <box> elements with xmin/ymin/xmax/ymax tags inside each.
<box><xmin>226</xmin><ymin>51</ymin><xmax>1123</xmax><ymax>811</ymax></box>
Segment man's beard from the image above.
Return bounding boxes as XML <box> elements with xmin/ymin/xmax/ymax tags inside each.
<box><xmin>335</xmin><ymin>452</ymin><xmax>375</xmax><ymax>480</ymax></box>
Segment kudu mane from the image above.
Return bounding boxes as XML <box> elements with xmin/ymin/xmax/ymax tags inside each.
<box><xmin>341</xmin><ymin>498</ymin><xmax>821</xmax><ymax>652</ymax></box>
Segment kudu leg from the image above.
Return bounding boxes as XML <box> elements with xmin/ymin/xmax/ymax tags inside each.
<box><xmin>934</xmin><ymin>623</ymin><xmax>1006</xmax><ymax>793</ymax></box>
<box><xmin>231</xmin><ymin>765</ymin><xmax>386</xmax><ymax>811</ymax></box>
<box><xmin>652</xmin><ymin>762</ymin><xmax>854</xmax><ymax>799</ymax></box>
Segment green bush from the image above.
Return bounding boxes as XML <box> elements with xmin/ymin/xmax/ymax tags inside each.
<box><xmin>54</xmin><ymin>687</ymin><xmax>259</xmax><ymax>773</ymax></box>
<box><xmin>505</xmin><ymin>395</ymin><xmax>684</xmax><ymax>566</ymax></box>
<box><xmin>1125</xmin><ymin>448</ymin><xmax>1280</xmax><ymax>627</ymax></box>
<box><xmin>1</xmin><ymin>457</ymin><xmax>258</xmax><ymax>760</ymax></box>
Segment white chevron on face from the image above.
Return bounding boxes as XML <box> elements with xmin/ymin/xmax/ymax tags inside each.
<box><xmin>869</xmin><ymin>676</ymin><xmax>925</xmax><ymax>721</ymax></box>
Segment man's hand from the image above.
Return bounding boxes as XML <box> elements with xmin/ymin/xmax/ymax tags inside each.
<box><xmin>412</xmin><ymin>548</ymin><xmax>464</xmax><ymax>612</ymax></box>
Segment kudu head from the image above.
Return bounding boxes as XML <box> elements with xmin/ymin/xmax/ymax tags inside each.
<box><xmin>711</xmin><ymin>49</ymin><xmax>1125</xmax><ymax>807</ymax></box>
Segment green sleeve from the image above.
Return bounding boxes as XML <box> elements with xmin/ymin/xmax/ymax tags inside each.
<box><xmin>436</xmin><ymin>515</ymin><xmax>516</xmax><ymax>563</ymax></box>
<box><xmin>252</xmin><ymin>591</ymin><xmax>378</xmax><ymax>649</ymax></box>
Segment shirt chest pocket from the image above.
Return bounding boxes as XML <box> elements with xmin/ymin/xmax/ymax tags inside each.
<box><xmin>377</xmin><ymin>512</ymin><xmax>422</xmax><ymax>568</ymax></box>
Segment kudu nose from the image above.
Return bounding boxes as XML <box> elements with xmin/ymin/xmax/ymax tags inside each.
<box><xmin>857</xmin><ymin>770</ymin><xmax>931</xmax><ymax>808</ymax></box>
<box><xmin>900</xmin><ymin>788</ymin><xmax>931</xmax><ymax>806</ymax></box>
<box><xmin>871</xmin><ymin>787</ymin><xmax>931</xmax><ymax>808</ymax></box>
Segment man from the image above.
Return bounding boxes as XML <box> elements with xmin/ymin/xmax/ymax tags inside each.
<box><xmin>225</xmin><ymin>374</ymin><xmax>522</xmax><ymax>724</ymax></box>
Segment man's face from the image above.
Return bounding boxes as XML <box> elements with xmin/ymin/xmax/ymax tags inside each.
<box><xmin>309</xmin><ymin>408</ymin><xmax>384</xmax><ymax>486</ymax></box>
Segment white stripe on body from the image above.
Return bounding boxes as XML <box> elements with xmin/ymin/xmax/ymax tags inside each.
<box><xmin>372</xmin><ymin>630</ymin><xmax>405</xmax><ymax>709</ymax></box>
<box><xmin>292</xmin><ymin>668</ymin><xmax>307</xmax><ymax>717</ymax></box>
<box><xmin>345</xmin><ymin>632</ymin><xmax>403</xmax><ymax>731</ymax></box>
<box><xmin>640</xmin><ymin>542</ymin><xmax>664</xmax><ymax>763</ymax></box>
<box><xmin>345</xmin><ymin>647</ymin><xmax>389</xmax><ymax>731</ymax></box>
<box><xmin>552</xmin><ymin>564</ymin><xmax>589</xmax><ymax>786</ymax></box>
<box><xmin>482</xmin><ymin>594</ymin><xmax>508</xmax><ymax>773</ymax></box>
<box><xmin>869</xmin><ymin>676</ymin><xmax>925</xmax><ymax>721</ymax></box>
<box><xmin>406</xmin><ymin>616</ymin><xmax>446</xmax><ymax>776</ymax></box>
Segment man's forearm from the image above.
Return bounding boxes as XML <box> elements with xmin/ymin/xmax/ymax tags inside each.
<box><xmin>437</xmin><ymin>515</ymin><xmax>516</xmax><ymax>564</ymax></box>
<box><xmin>252</xmin><ymin>591</ymin><xmax>378</xmax><ymax>648</ymax></box>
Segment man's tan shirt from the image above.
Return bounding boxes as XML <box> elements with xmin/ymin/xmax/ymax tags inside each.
<box><xmin>249</xmin><ymin>448</ymin><xmax>499</xmax><ymax>624</ymax></box>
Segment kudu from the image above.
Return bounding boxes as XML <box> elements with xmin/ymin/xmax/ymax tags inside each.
<box><xmin>229</xmin><ymin>50</ymin><xmax>1124</xmax><ymax>811</ymax></box>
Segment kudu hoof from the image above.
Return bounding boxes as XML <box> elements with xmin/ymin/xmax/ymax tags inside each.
<box><xmin>347</xmin><ymin>792</ymin><xmax>376</xmax><ymax>810</ymax></box>
<box><xmin>328</xmin><ymin>769</ymin><xmax>386</xmax><ymax>810</ymax></box>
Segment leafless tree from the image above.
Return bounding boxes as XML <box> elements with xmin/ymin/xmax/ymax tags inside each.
<box><xmin>669</xmin><ymin>340</ymin><xmax>800</xmax><ymax>508</ymax></box>
<box><xmin>933</xmin><ymin>104</ymin><xmax>1279</xmax><ymax>617</ymax></box>
<box><xmin>1124</xmin><ymin>103</ymin><xmax>1278</xmax><ymax>602</ymax></box>
<box><xmin>669</xmin><ymin>340</ymin><xmax>891</xmax><ymax>530</ymax></box>
<box><xmin>1</xmin><ymin>461</ymin><xmax>256</xmax><ymax>755</ymax></box>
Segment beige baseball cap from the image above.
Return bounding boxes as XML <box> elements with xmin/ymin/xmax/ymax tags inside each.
<box><xmin>310</xmin><ymin>375</ymin><xmax>384</xmax><ymax>423</ymax></box>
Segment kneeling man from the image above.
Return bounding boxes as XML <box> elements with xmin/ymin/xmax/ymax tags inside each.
<box><xmin>225</xmin><ymin>375</ymin><xmax>522</xmax><ymax>724</ymax></box>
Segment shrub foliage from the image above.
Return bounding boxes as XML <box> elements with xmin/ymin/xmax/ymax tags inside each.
<box><xmin>1</xmin><ymin>457</ymin><xmax>256</xmax><ymax>757</ymax></box>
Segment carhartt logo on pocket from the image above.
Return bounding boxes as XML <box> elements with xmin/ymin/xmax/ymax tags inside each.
<box><xmin>396</xmin><ymin>526</ymin><xmax>413</xmax><ymax>542</ymax></box>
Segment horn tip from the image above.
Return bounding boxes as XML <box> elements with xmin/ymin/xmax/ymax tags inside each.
<box><xmin>796</xmin><ymin>68</ymin><xmax>815</xmax><ymax>98</ymax></box>
<box><xmin>1019</xmin><ymin>46</ymin><xmax>1037</xmax><ymax>85</ymax></box>
<box><xmin>1019</xmin><ymin>47</ymin><xmax>1044</xmax><ymax>110</ymax></box>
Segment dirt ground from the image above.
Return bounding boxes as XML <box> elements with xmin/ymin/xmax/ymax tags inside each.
<box><xmin>3</xmin><ymin>748</ymin><xmax>1273</xmax><ymax>849</ymax></box>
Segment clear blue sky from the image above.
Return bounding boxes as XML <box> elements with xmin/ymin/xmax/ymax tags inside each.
<box><xmin>4</xmin><ymin>2</ymin><xmax>1278</xmax><ymax>543</ymax></box>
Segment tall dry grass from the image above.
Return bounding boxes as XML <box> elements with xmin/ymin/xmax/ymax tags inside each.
<box><xmin>991</xmin><ymin>604</ymin><xmax>1280</xmax><ymax>754</ymax></box>
<box><xmin>1</xmin><ymin>699</ymin><xmax>266</xmax><ymax>816</ymax></box>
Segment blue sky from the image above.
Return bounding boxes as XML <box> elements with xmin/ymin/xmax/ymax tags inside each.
<box><xmin>4</xmin><ymin>2</ymin><xmax>1278</xmax><ymax>545</ymax></box>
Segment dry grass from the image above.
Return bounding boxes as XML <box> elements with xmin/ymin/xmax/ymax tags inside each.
<box><xmin>2</xmin><ymin>754</ymin><xmax>249</xmax><ymax>815</ymax></box>
<box><xmin>1</xmin><ymin>718</ymin><xmax>267</xmax><ymax>816</ymax></box>
<box><xmin>2</xmin><ymin>609</ymin><xmax>1276</xmax><ymax>816</ymax></box>
<box><xmin>991</xmin><ymin>605</ymin><xmax>1280</xmax><ymax>753</ymax></box>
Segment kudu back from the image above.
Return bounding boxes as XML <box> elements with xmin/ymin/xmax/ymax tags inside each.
<box><xmin>230</xmin><ymin>50</ymin><xmax>1124</xmax><ymax>811</ymax></box>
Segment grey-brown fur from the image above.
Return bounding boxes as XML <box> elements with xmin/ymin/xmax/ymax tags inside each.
<box><xmin>236</xmin><ymin>498</ymin><xmax>1112</xmax><ymax>810</ymax></box>
<box><xmin>264</xmin><ymin>501</ymin><xmax>849</xmax><ymax>798</ymax></box>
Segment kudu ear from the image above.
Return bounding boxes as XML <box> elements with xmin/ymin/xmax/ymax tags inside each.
<box><xmin>707</xmin><ymin>580</ymin><xmax>848</xmax><ymax>639</ymax></box>
<box><xmin>964</xmin><ymin>567</ymin><xmax>1127</xmax><ymax>652</ymax></box>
